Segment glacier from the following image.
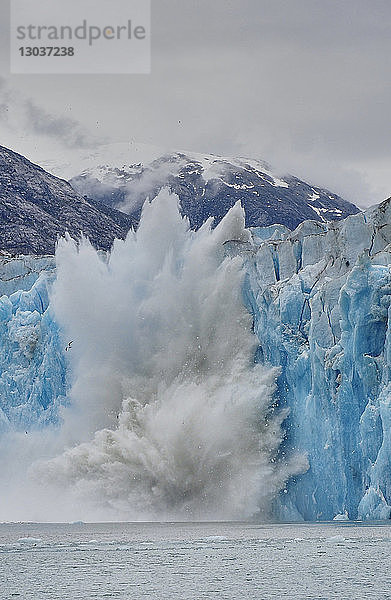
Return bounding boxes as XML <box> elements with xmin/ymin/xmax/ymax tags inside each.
<box><xmin>0</xmin><ymin>255</ymin><xmax>66</xmax><ymax>433</ymax></box>
<box><xmin>1</xmin><ymin>192</ymin><xmax>391</xmax><ymax>521</ymax></box>
<box><xmin>244</xmin><ymin>197</ymin><xmax>391</xmax><ymax>520</ymax></box>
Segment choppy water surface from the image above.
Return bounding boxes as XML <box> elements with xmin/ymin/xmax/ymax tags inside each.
<box><xmin>1</xmin><ymin>521</ymin><xmax>391</xmax><ymax>599</ymax></box>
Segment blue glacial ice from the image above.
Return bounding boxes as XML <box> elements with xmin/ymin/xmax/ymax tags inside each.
<box><xmin>244</xmin><ymin>197</ymin><xmax>391</xmax><ymax>520</ymax></box>
<box><xmin>0</xmin><ymin>256</ymin><xmax>66</xmax><ymax>433</ymax></box>
<box><xmin>1</xmin><ymin>193</ymin><xmax>391</xmax><ymax>521</ymax></box>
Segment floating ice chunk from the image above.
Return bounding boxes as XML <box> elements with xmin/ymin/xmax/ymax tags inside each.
<box><xmin>333</xmin><ymin>512</ymin><xmax>349</xmax><ymax>521</ymax></box>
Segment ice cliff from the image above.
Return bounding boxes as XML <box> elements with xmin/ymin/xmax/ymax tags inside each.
<box><xmin>0</xmin><ymin>255</ymin><xmax>66</xmax><ymax>432</ymax></box>
<box><xmin>1</xmin><ymin>194</ymin><xmax>391</xmax><ymax>520</ymax></box>
<box><xmin>244</xmin><ymin>197</ymin><xmax>391</xmax><ymax>520</ymax></box>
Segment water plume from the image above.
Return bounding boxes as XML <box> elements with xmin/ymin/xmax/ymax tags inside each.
<box><xmin>32</xmin><ymin>189</ymin><xmax>307</xmax><ymax>520</ymax></box>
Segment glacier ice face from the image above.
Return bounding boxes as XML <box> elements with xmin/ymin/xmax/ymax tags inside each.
<box><xmin>245</xmin><ymin>197</ymin><xmax>391</xmax><ymax>520</ymax></box>
<box><xmin>0</xmin><ymin>256</ymin><xmax>67</xmax><ymax>433</ymax></box>
<box><xmin>1</xmin><ymin>194</ymin><xmax>391</xmax><ymax>521</ymax></box>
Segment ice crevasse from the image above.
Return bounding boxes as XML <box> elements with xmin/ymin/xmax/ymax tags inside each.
<box><xmin>1</xmin><ymin>194</ymin><xmax>391</xmax><ymax>520</ymax></box>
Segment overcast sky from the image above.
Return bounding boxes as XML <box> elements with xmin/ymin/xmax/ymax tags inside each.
<box><xmin>0</xmin><ymin>0</ymin><xmax>390</xmax><ymax>207</ymax></box>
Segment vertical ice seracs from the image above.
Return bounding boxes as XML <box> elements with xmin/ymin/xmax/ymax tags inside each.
<box><xmin>245</xmin><ymin>197</ymin><xmax>391</xmax><ymax>520</ymax></box>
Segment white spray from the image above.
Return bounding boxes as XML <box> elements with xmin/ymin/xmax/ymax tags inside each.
<box><xmin>3</xmin><ymin>190</ymin><xmax>306</xmax><ymax>521</ymax></box>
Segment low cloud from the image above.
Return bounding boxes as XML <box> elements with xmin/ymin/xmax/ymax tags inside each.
<box><xmin>24</xmin><ymin>100</ymin><xmax>94</xmax><ymax>149</ymax></box>
<box><xmin>0</xmin><ymin>76</ymin><xmax>101</xmax><ymax>150</ymax></box>
<box><xmin>118</xmin><ymin>155</ymin><xmax>188</xmax><ymax>214</ymax></box>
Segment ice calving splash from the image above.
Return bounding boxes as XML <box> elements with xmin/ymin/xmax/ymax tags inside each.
<box><xmin>35</xmin><ymin>190</ymin><xmax>306</xmax><ymax>520</ymax></box>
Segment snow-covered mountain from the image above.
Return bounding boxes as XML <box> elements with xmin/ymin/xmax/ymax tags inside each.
<box><xmin>0</xmin><ymin>145</ymin><xmax>134</xmax><ymax>255</ymax></box>
<box><xmin>70</xmin><ymin>151</ymin><xmax>360</xmax><ymax>230</ymax></box>
<box><xmin>0</xmin><ymin>143</ymin><xmax>359</xmax><ymax>256</ymax></box>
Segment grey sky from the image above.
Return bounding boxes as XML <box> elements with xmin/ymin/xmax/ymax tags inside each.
<box><xmin>0</xmin><ymin>0</ymin><xmax>390</xmax><ymax>207</ymax></box>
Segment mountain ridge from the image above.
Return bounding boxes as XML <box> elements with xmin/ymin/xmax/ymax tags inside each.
<box><xmin>70</xmin><ymin>150</ymin><xmax>361</xmax><ymax>231</ymax></box>
<box><xmin>0</xmin><ymin>144</ymin><xmax>361</xmax><ymax>256</ymax></box>
<box><xmin>0</xmin><ymin>145</ymin><xmax>134</xmax><ymax>255</ymax></box>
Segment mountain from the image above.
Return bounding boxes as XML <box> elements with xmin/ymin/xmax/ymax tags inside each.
<box><xmin>70</xmin><ymin>151</ymin><xmax>361</xmax><ymax>230</ymax></box>
<box><xmin>0</xmin><ymin>142</ymin><xmax>359</xmax><ymax>256</ymax></box>
<box><xmin>0</xmin><ymin>145</ymin><xmax>134</xmax><ymax>255</ymax></box>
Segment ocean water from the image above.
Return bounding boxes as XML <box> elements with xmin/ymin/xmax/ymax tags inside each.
<box><xmin>1</xmin><ymin>522</ymin><xmax>390</xmax><ymax>599</ymax></box>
